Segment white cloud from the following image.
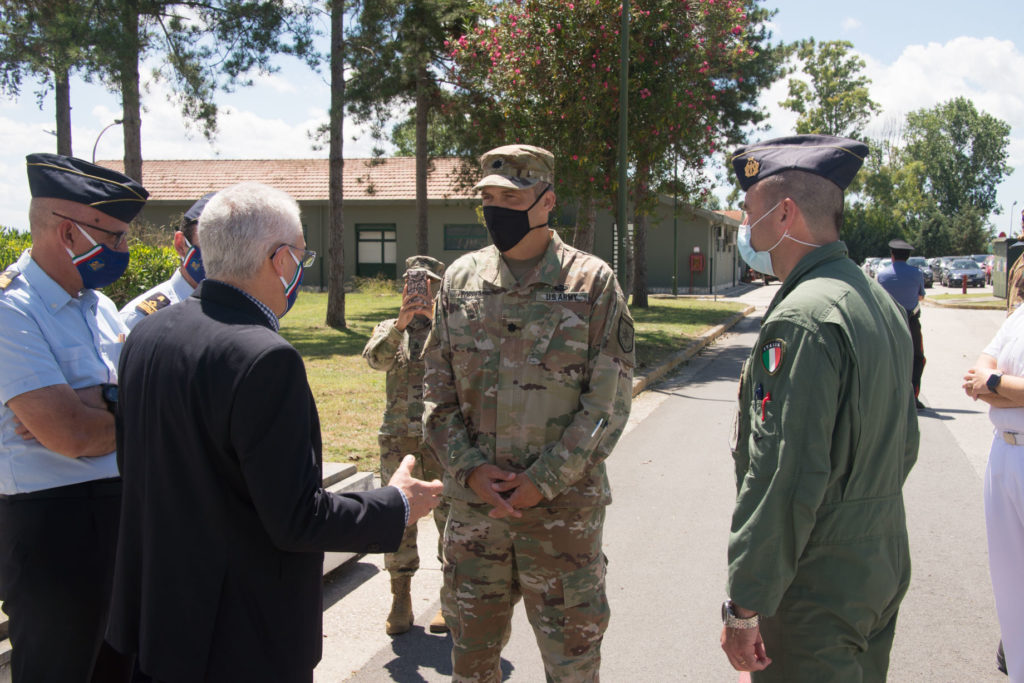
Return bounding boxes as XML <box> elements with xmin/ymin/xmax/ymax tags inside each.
<box><xmin>842</xmin><ymin>17</ymin><xmax>862</xmax><ymax>31</ymax></box>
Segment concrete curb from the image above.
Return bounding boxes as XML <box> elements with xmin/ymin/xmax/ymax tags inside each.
<box><xmin>631</xmin><ymin>304</ymin><xmax>757</xmax><ymax>397</ymax></box>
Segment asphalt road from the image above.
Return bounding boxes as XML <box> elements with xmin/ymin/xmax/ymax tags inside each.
<box><xmin>315</xmin><ymin>282</ymin><xmax>1009</xmax><ymax>682</ymax></box>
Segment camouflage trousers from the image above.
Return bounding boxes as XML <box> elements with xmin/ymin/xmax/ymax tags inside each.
<box><xmin>442</xmin><ymin>500</ymin><xmax>608</xmax><ymax>683</ymax></box>
<box><xmin>378</xmin><ymin>435</ymin><xmax>449</xmax><ymax>578</ymax></box>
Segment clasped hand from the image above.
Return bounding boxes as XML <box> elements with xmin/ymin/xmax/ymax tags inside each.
<box><xmin>467</xmin><ymin>464</ymin><xmax>544</xmax><ymax>518</ymax></box>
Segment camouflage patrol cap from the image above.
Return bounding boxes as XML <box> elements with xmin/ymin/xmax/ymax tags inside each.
<box><xmin>403</xmin><ymin>255</ymin><xmax>445</xmax><ymax>281</ymax></box>
<box><xmin>472</xmin><ymin>144</ymin><xmax>555</xmax><ymax>191</ymax></box>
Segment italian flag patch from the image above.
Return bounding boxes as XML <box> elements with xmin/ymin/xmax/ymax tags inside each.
<box><xmin>761</xmin><ymin>339</ymin><xmax>785</xmax><ymax>375</ymax></box>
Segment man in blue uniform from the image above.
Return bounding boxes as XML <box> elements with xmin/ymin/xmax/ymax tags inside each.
<box><xmin>121</xmin><ymin>192</ymin><xmax>215</xmax><ymax>329</ymax></box>
<box><xmin>876</xmin><ymin>238</ymin><xmax>926</xmax><ymax>409</ymax></box>
<box><xmin>0</xmin><ymin>153</ymin><xmax>148</xmax><ymax>682</ymax></box>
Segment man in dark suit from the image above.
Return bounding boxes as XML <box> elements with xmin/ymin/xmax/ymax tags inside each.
<box><xmin>107</xmin><ymin>181</ymin><xmax>442</xmax><ymax>683</ymax></box>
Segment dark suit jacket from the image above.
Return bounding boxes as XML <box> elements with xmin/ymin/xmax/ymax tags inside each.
<box><xmin>107</xmin><ymin>280</ymin><xmax>405</xmax><ymax>683</ymax></box>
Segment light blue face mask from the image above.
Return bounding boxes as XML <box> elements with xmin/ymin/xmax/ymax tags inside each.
<box><xmin>737</xmin><ymin>200</ymin><xmax>819</xmax><ymax>276</ymax></box>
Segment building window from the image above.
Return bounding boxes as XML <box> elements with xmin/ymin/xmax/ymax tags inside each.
<box><xmin>444</xmin><ymin>223</ymin><xmax>489</xmax><ymax>251</ymax></box>
<box><xmin>356</xmin><ymin>224</ymin><xmax>397</xmax><ymax>279</ymax></box>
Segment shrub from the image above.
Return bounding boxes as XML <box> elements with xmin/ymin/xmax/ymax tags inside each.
<box><xmin>0</xmin><ymin>227</ymin><xmax>32</xmax><ymax>269</ymax></box>
<box><xmin>349</xmin><ymin>273</ymin><xmax>399</xmax><ymax>295</ymax></box>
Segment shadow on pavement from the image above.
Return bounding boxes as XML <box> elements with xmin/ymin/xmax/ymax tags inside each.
<box><xmin>375</xmin><ymin>628</ymin><xmax>515</xmax><ymax>682</ymax></box>
<box><xmin>322</xmin><ymin>561</ymin><xmax>381</xmax><ymax>610</ymax></box>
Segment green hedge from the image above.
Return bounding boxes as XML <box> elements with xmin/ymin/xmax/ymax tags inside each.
<box><xmin>0</xmin><ymin>227</ymin><xmax>177</xmax><ymax>308</ymax></box>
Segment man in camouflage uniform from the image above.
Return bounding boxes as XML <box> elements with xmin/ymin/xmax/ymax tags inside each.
<box><xmin>422</xmin><ymin>145</ymin><xmax>635</xmax><ymax>682</ymax></box>
<box><xmin>720</xmin><ymin>135</ymin><xmax>919</xmax><ymax>680</ymax></box>
<box><xmin>120</xmin><ymin>192</ymin><xmax>215</xmax><ymax>329</ymax></box>
<box><xmin>362</xmin><ymin>255</ymin><xmax>450</xmax><ymax>635</ymax></box>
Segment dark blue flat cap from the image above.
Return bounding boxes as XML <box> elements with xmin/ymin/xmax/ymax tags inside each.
<box><xmin>26</xmin><ymin>153</ymin><xmax>148</xmax><ymax>222</ymax></box>
<box><xmin>730</xmin><ymin>134</ymin><xmax>869</xmax><ymax>192</ymax></box>
<box><xmin>183</xmin><ymin>192</ymin><xmax>217</xmax><ymax>224</ymax></box>
<box><xmin>888</xmin><ymin>238</ymin><xmax>914</xmax><ymax>251</ymax></box>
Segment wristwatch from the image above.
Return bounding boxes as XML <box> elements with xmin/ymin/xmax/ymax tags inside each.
<box><xmin>721</xmin><ymin>600</ymin><xmax>759</xmax><ymax>630</ymax></box>
<box><xmin>987</xmin><ymin>371</ymin><xmax>1004</xmax><ymax>395</ymax></box>
<box><xmin>100</xmin><ymin>383</ymin><xmax>119</xmax><ymax>414</ymax></box>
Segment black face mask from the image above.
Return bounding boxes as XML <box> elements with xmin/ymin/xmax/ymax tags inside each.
<box><xmin>483</xmin><ymin>185</ymin><xmax>550</xmax><ymax>252</ymax></box>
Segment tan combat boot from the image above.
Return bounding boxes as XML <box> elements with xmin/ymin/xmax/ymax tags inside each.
<box><xmin>428</xmin><ymin>608</ymin><xmax>449</xmax><ymax>634</ymax></box>
<box><xmin>386</xmin><ymin>576</ymin><xmax>413</xmax><ymax>635</ymax></box>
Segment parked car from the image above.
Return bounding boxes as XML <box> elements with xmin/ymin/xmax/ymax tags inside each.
<box><xmin>907</xmin><ymin>256</ymin><xmax>933</xmax><ymax>288</ymax></box>
<box><xmin>941</xmin><ymin>258</ymin><xmax>986</xmax><ymax>288</ymax></box>
<box><xmin>934</xmin><ymin>256</ymin><xmax>958</xmax><ymax>282</ymax></box>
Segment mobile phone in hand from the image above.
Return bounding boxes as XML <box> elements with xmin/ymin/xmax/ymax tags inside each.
<box><xmin>406</xmin><ymin>269</ymin><xmax>429</xmax><ymax>299</ymax></box>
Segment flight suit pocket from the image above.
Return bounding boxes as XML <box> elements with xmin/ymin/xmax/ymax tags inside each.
<box><xmin>561</xmin><ymin>554</ymin><xmax>609</xmax><ymax>657</ymax></box>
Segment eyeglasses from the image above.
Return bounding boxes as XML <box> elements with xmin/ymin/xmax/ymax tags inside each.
<box><xmin>52</xmin><ymin>212</ymin><xmax>129</xmax><ymax>249</ymax></box>
<box><xmin>273</xmin><ymin>243</ymin><xmax>317</xmax><ymax>269</ymax></box>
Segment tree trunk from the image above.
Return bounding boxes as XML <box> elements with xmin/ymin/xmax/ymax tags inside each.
<box><xmin>325</xmin><ymin>0</ymin><xmax>347</xmax><ymax>329</ymax></box>
<box><xmin>632</xmin><ymin>210</ymin><xmax>648</xmax><ymax>308</ymax></box>
<box><xmin>414</xmin><ymin>66</ymin><xmax>429</xmax><ymax>255</ymax></box>
<box><xmin>574</xmin><ymin>197</ymin><xmax>595</xmax><ymax>252</ymax></box>
<box><xmin>54</xmin><ymin>69</ymin><xmax>71</xmax><ymax>156</ymax></box>
<box><xmin>119</xmin><ymin>0</ymin><xmax>142</xmax><ymax>182</ymax></box>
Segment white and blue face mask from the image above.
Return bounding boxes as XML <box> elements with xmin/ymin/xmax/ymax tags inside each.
<box><xmin>736</xmin><ymin>200</ymin><xmax>819</xmax><ymax>276</ymax></box>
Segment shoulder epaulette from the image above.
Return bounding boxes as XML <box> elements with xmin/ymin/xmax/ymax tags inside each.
<box><xmin>135</xmin><ymin>292</ymin><xmax>171</xmax><ymax>316</ymax></box>
<box><xmin>0</xmin><ymin>267</ymin><xmax>20</xmax><ymax>291</ymax></box>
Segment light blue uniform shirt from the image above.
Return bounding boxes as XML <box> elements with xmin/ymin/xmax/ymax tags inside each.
<box><xmin>876</xmin><ymin>260</ymin><xmax>925</xmax><ymax>313</ymax></box>
<box><xmin>0</xmin><ymin>249</ymin><xmax>126</xmax><ymax>494</ymax></box>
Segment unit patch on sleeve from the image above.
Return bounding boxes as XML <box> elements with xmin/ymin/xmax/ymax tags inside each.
<box><xmin>135</xmin><ymin>292</ymin><xmax>171</xmax><ymax>316</ymax></box>
<box><xmin>761</xmin><ymin>339</ymin><xmax>785</xmax><ymax>375</ymax></box>
<box><xmin>618</xmin><ymin>317</ymin><xmax>634</xmax><ymax>354</ymax></box>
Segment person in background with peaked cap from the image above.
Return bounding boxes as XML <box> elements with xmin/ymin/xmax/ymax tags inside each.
<box><xmin>720</xmin><ymin>135</ymin><xmax>919</xmax><ymax>680</ymax></box>
<box><xmin>121</xmin><ymin>192</ymin><xmax>215</xmax><ymax>329</ymax></box>
<box><xmin>0</xmin><ymin>152</ymin><xmax>148</xmax><ymax>682</ymax></box>
<box><xmin>876</xmin><ymin>238</ymin><xmax>927</xmax><ymax>409</ymax></box>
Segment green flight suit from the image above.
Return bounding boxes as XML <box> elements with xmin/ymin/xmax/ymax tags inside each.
<box><xmin>728</xmin><ymin>241</ymin><xmax>920</xmax><ymax>681</ymax></box>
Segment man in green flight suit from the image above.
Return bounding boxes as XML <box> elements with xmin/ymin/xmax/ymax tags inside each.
<box><xmin>719</xmin><ymin>134</ymin><xmax>920</xmax><ymax>680</ymax></box>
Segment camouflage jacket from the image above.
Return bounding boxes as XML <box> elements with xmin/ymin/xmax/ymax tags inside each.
<box><xmin>422</xmin><ymin>231</ymin><xmax>635</xmax><ymax>507</ymax></box>
<box><xmin>362</xmin><ymin>316</ymin><xmax>432</xmax><ymax>438</ymax></box>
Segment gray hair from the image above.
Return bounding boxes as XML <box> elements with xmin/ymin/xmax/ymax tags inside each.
<box><xmin>758</xmin><ymin>170</ymin><xmax>844</xmax><ymax>237</ymax></box>
<box><xmin>198</xmin><ymin>182</ymin><xmax>302</xmax><ymax>281</ymax></box>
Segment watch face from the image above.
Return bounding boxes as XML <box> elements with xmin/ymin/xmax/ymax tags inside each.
<box><xmin>103</xmin><ymin>385</ymin><xmax>119</xmax><ymax>403</ymax></box>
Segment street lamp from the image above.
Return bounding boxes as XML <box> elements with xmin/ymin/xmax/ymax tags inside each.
<box><xmin>1012</xmin><ymin>200</ymin><xmax>1019</xmax><ymax>236</ymax></box>
<box><xmin>92</xmin><ymin>119</ymin><xmax>123</xmax><ymax>163</ymax></box>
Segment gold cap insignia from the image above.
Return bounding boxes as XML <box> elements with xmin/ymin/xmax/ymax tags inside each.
<box><xmin>744</xmin><ymin>158</ymin><xmax>760</xmax><ymax>178</ymax></box>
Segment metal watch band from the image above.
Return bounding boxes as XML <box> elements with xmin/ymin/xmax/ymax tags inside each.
<box><xmin>722</xmin><ymin>600</ymin><xmax>759</xmax><ymax>630</ymax></box>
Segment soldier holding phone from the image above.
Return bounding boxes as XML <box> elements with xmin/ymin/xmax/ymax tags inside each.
<box><xmin>362</xmin><ymin>255</ymin><xmax>449</xmax><ymax>635</ymax></box>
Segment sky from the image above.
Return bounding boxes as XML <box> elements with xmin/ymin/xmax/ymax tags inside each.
<box><xmin>0</xmin><ymin>0</ymin><xmax>1022</xmax><ymax>237</ymax></box>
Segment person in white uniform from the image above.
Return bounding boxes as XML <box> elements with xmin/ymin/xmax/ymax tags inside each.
<box><xmin>964</xmin><ymin>301</ymin><xmax>1024</xmax><ymax>680</ymax></box>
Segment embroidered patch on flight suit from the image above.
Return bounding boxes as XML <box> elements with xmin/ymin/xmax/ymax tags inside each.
<box><xmin>761</xmin><ymin>339</ymin><xmax>785</xmax><ymax>375</ymax></box>
<box><xmin>0</xmin><ymin>267</ymin><xmax>20</xmax><ymax>290</ymax></box>
<box><xmin>135</xmin><ymin>292</ymin><xmax>171</xmax><ymax>316</ymax></box>
<box><xmin>535</xmin><ymin>291</ymin><xmax>589</xmax><ymax>303</ymax></box>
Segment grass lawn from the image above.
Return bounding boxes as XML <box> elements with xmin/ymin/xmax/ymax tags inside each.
<box><xmin>279</xmin><ymin>291</ymin><xmax>745</xmax><ymax>471</ymax></box>
<box><xmin>928</xmin><ymin>292</ymin><xmax>1005</xmax><ymax>310</ymax></box>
